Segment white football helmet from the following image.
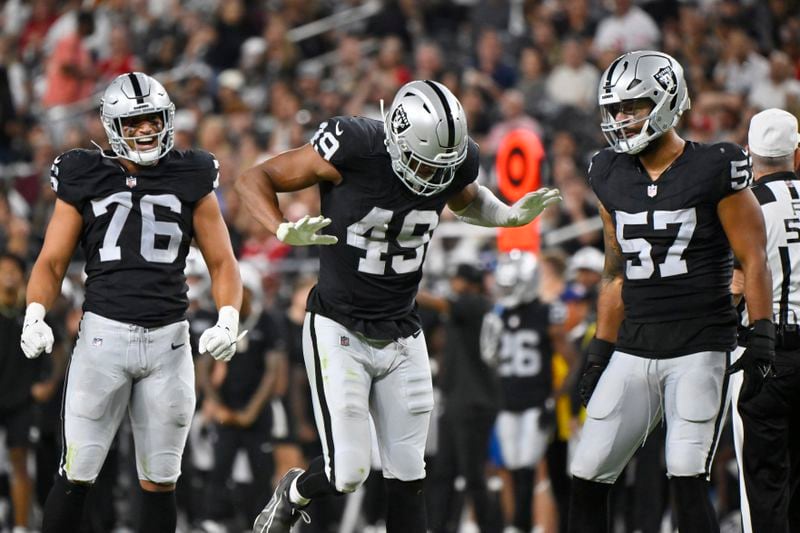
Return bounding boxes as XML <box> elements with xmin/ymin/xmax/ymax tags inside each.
<box><xmin>382</xmin><ymin>80</ymin><xmax>468</xmax><ymax>196</ymax></box>
<box><xmin>494</xmin><ymin>249</ymin><xmax>539</xmax><ymax>308</ymax></box>
<box><xmin>100</xmin><ymin>72</ymin><xmax>175</xmax><ymax>165</ymax></box>
<box><xmin>598</xmin><ymin>50</ymin><xmax>690</xmax><ymax>154</ymax></box>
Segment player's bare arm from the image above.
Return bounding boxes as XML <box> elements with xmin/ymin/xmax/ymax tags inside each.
<box><xmin>27</xmin><ymin>199</ymin><xmax>83</xmax><ymax>309</ymax></box>
<box><xmin>194</xmin><ymin>192</ymin><xmax>242</xmax><ymax>311</ymax></box>
<box><xmin>549</xmin><ymin>322</ymin><xmax>579</xmax><ymax>395</ymax></box>
<box><xmin>718</xmin><ymin>188</ymin><xmax>772</xmax><ymax>321</ymax></box>
<box><xmin>236</xmin><ymin>144</ymin><xmax>342</xmax><ymax>235</ymax></box>
<box><xmin>595</xmin><ymin>203</ymin><xmax>625</xmax><ymax>342</ymax></box>
<box><xmin>447</xmin><ymin>181</ymin><xmax>562</xmax><ymax>227</ymax></box>
<box><xmin>237</xmin><ymin>350</ymin><xmax>286</xmax><ymax>427</ymax></box>
<box><xmin>194</xmin><ymin>191</ymin><xmax>244</xmax><ymax>362</ymax></box>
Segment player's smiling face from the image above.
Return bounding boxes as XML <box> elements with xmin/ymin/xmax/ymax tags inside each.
<box><xmin>121</xmin><ymin>112</ymin><xmax>164</xmax><ymax>151</ymax></box>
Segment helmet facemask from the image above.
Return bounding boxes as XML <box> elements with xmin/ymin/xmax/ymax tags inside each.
<box><xmin>382</xmin><ymin>80</ymin><xmax>468</xmax><ymax>196</ymax></box>
<box><xmin>102</xmin><ymin>108</ymin><xmax>175</xmax><ymax>166</ymax></box>
<box><xmin>600</xmin><ymin>98</ymin><xmax>659</xmax><ymax>155</ymax></box>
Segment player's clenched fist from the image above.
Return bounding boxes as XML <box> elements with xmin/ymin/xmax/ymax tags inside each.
<box><xmin>20</xmin><ymin>302</ymin><xmax>54</xmax><ymax>359</ymax></box>
<box><xmin>199</xmin><ymin>306</ymin><xmax>240</xmax><ymax>361</ymax></box>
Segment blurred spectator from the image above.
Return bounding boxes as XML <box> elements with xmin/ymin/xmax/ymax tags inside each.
<box><xmin>748</xmin><ymin>50</ymin><xmax>800</xmax><ymax>112</ymax></box>
<box><xmin>262</xmin><ymin>14</ymin><xmax>299</xmax><ymax>79</ymax></box>
<box><xmin>545</xmin><ymin>37</ymin><xmax>599</xmax><ymax>112</ymax></box>
<box><xmin>199</xmin><ymin>262</ymin><xmax>285</xmax><ymax>529</ymax></box>
<box><xmin>17</xmin><ymin>0</ymin><xmax>58</xmax><ymax>68</ymax></box>
<box><xmin>0</xmin><ymin>191</ymin><xmax>30</xmax><ymax>261</ymax></box>
<box><xmin>515</xmin><ymin>46</ymin><xmax>551</xmax><ymax>119</ymax></box>
<box><xmin>205</xmin><ymin>0</ymin><xmax>254</xmax><ymax>72</ymax></box>
<box><xmin>592</xmin><ymin>0</ymin><xmax>660</xmax><ymax>56</ymax></box>
<box><xmin>41</xmin><ymin>9</ymin><xmax>95</xmax><ymax>108</ymax></box>
<box><xmin>484</xmin><ymin>89</ymin><xmax>542</xmax><ymax>157</ymax></box>
<box><xmin>467</xmin><ymin>28</ymin><xmax>517</xmax><ymax>99</ymax></box>
<box><xmin>0</xmin><ymin>253</ymin><xmax>41</xmax><ymax>532</ymax></box>
<box><xmin>331</xmin><ymin>34</ymin><xmax>368</xmax><ymax>98</ymax></box>
<box><xmin>374</xmin><ymin>35</ymin><xmax>412</xmax><ymax>88</ymax></box>
<box><xmin>551</xmin><ymin>0</ymin><xmax>597</xmax><ymax>43</ymax></box>
<box><xmin>413</xmin><ymin>40</ymin><xmax>445</xmax><ymax>81</ymax></box>
<box><xmin>713</xmin><ymin>27</ymin><xmax>769</xmax><ymax>96</ymax></box>
<box><xmin>96</xmin><ymin>25</ymin><xmax>141</xmax><ymax>83</ymax></box>
<box><xmin>419</xmin><ymin>264</ymin><xmax>501</xmax><ymax>533</ymax></box>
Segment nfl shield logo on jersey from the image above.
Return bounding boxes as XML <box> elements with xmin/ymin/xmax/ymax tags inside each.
<box><xmin>648</xmin><ymin>184</ymin><xmax>658</xmax><ymax>197</ymax></box>
<box><xmin>126</xmin><ymin>176</ymin><xmax>137</xmax><ymax>188</ymax></box>
<box><xmin>340</xmin><ymin>336</ymin><xmax>350</xmax><ymax>347</ymax></box>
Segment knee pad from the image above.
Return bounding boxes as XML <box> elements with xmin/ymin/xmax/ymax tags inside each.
<box><xmin>333</xmin><ymin>448</ymin><xmax>371</xmax><ymax>493</ymax></box>
<box><xmin>139</xmin><ymin>451</ymin><xmax>182</xmax><ymax>485</ymax></box>
<box><xmin>383</xmin><ymin>442</ymin><xmax>426</xmax><ymax>481</ymax></box>
<box><xmin>64</xmin><ymin>442</ymin><xmax>106</xmax><ymax>483</ymax></box>
<box><xmin>665</xmin><ymin>444</ymin><xmax>707</xmax><ymax>478</ymax></box>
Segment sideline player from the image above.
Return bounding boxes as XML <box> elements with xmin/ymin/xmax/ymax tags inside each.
<box><xmin>568</xmin><ymin>51</ymin><xmax>773</xmax><ymax>533</ymax></box>
<box><xmin>21</xmin><ymin>72</ymin><xmax>243</xmax><ymax>533</ymax></box>
<box><xmin>236</xmin><ymin>79</ymin><xmax>561</xmax><ymax>533</ymax></box>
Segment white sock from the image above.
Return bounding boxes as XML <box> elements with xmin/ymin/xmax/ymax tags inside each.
<box><xmin>289</xmin><ymin>477</ymin><xmax>311</xmax><ymax>506</ymax></box>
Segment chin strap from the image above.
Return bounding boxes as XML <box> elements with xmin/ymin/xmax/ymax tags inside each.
<box><xmin>91</xmin><ymin>140</ymin><xmax>121</xmax><ymax>159</ymax></box>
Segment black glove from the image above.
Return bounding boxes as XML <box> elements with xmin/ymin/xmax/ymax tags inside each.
<box><xmin>538</xmin><ymin>397</ymin><xmax>557</xmax><ymax>432</ymax></box>
<box><xmin>728</xmin><ymin>319</ymin><xmax>775</xmax><ymax>400</ymax></box>
<box><xmin>578</xmin><ymin>337</ymin><xmax>615</xmax><ymax>407</ymax></box>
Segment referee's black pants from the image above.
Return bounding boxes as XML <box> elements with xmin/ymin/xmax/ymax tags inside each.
<box><xmin>738</xmin><ymin>349</ymin><xmax>800</xmax><ymax>533</ymax></box>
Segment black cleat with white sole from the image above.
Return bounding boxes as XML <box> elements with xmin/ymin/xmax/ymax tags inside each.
<box><xmin>252</xmin><ymin>468</ymin><xmax>311</xmax><ymax>533</ymax></box>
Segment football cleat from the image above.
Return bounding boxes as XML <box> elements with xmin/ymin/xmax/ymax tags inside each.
<box><xmin>252</xmin><ymin>468</ymin><xmax>310</xmax><ymax>533</ymax></box>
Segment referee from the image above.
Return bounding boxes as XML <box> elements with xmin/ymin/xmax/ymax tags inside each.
<box><xmin>731</xmin><ymin>108</ymin><xmax>800</xmax><ymax>533</ymax></box>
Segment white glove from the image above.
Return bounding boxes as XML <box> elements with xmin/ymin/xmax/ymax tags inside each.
<box><xmin>20</xmin><ymin>303</ymin><xmax>54</xmax><ymax>359</ymax></box>
<box><xmin>452</xmin><ymin>185</ymin><xmax>562</xmax><ymax>228</ymax></box>
<box><xmin>276</xmin><ymin>215</ymin><xmax>338</xmax><ymax>246</ymax></box>
<box><xmin>199</xmin><ymin>306</ymin><xmax>240</xmax><ymax>361</ymax></box>
<box><xmin>505</xmin><ymin>187</ymin><xmax>563</xmax><ymax>226</ymax></box>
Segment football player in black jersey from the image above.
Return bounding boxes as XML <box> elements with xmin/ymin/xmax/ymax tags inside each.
<box><xmin>481</xmin><ymin>250</ymin><xmax>576</xmax><ymax>533</ymax></box>
<box><xmin>567</xmin><ymin>51</ymin><xmax>774</xmax><ymax>533</ymax></box>
<box><xmin>237</xmin><ymin>80</ymin><xmax>562</xmax><ymax>533</ymax></box>
<box><xmin>19</xmin><ymin>73</ymin><xmax>243</xmax><ymax>533</ymax></box>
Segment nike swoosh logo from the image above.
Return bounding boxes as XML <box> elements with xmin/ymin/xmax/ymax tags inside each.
<box><xmin>335</xmin><ymin>121</ymin><xmax>343</xmax><ymax>136</ymax></box>
<box><xmin>171</xmin><ymin>342</ymin><xmax>185</xmax><ymax>350</ymax></box>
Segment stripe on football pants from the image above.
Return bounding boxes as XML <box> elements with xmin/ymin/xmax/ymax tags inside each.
<box><xmin>57</xmin><ymin>353</ymin><xmax>75</xmax><ymax>478</ymax></box>
<box><xmin>310</xmin><ymin>312</ymin><xmax>337</xmax><ymax>488</ymax></box>
<box><xmin>703</xmin><ymin>352</ymin><xmax>730</xmax><ymax>476</ymax></box>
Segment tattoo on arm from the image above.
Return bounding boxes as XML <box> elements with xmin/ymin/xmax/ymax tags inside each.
<box><xmin>601</xmin><ymin>208</ymin><xmax>624</xmax><ymax>283</ymax></box>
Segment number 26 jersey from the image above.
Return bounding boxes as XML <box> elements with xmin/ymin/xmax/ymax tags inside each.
<box><xmin>589</xmin><ymin>142</ymin><xmax>752</xmax><ymax>357</ymax></box>
<box><xmin>306</xmin><ymin>116</ymin><xmax>480</xmax><ymax>340</ymax></box>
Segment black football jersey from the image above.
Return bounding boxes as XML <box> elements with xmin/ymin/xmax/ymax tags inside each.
<box><xmin>496</xmin><ymin>299</ymin><xmax>564</xmax><ymax>411</ymax></box>
<box><xmin>306</xmin><ymin>116</ymin><xmax>480</xmax><ymax>340</ymax></box>
<box><xmin>50</xmin><ymin>149</ymin><xmax>219</xmax><ymax>327</ymax></box>
<box><xmin>590</xmin><ymin>141</ymin><xmax>750</xmax><ymax>357</ymax></box>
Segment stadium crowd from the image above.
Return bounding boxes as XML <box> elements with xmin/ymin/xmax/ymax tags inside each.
<box><xmin>0</xmin><ymin>0</ymin><xmax>798</xmax><ymax>532</ymax></box>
